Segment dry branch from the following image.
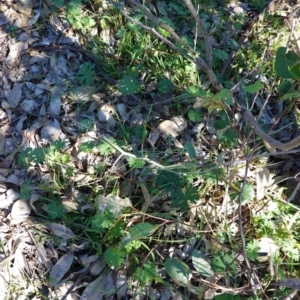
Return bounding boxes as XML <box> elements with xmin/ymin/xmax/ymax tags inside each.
<box><xmin>182</xmin><ymin>0</ymin><xmax>213</xmax><ymax>68</ymax></box>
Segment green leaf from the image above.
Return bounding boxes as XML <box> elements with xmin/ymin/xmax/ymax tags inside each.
<box><xmin>53</xmin><ymin>0</ymin><xmax>64</xmax><ymax>8</ymax></box>
<box><xmin>107</xmin><ymin>220</ymin><xmax>125</xmax><ymax>240</ymax></box>
<box><xmin>78</xmin><ymin>118</ymin><xmax>94</xmax><ymax>132</ymax></box>
<box><xmin>18</xmin><ymin>147</ymin><xmax>45</xmax><ymax>168</ymax></box>
<box><xmin>158</xmin><ymin>78</ymin><xmax>173</xmax><ymax>93</ymax></box>
<box><xmin>240</xmin><ymin>182</ymin><xmax>255</xmax><ymax>204</ymax></box>
<box><xmin>118</xmin><ymin>75</ymin><xmax>140</xmax><ymax>95</ymax></box>
<box><xmin>119</xmin><ymin>222</ymin><xmax>157</xmax><ymax>250</ymax></box>
<box><xmin>286</xmin><ymin>50</ymin><xmax>300</xmax><ymax>67</ymax></box>
<box><xmin>214</xmin><ymin>49</ymin><xmax>229</xmax><ymax>61</ymax></box>
<box><xmin>282</xmin><ymin>241</ymin><xmax>300</xmax><ymax>261</ymax></box>
<box><xmin>184</xmin><ymin>183</ymin><xmax>198</xmax><ymax>204</ymax></box>
<box><xmin>48</xmin><ymin>201</ymin><xmax>64</xmax><ymax>219</ymax></box>
<box><xmin>80</xmin><ymin>141</ymin><xmax>96</xmax><ymax>153</ymax></box>
<box><xmin>211</xmin><ymin>252</ymin><xmax>237</xmax><ymax>274</ymax></box>
<box><xmin>77</xmin><ymin>62</ymin><xmax>96</xmax><ymax>86</ymax></box>
<box><xmin>133</xmin><ymin>125</ymin><xmax>147</xmax><ymax>140</ymax></box>
<box><xmin>246</xmin><ymin>240</ymin><xmax>260</xmax><ymax>261</ymax></box>
<box><xmin>214</xmin><ymin>295</ymin><xmax>242</xmax><ymax>300</ymax></box>
<box><xmin>192</xmin><ymin>250</ymin><xmax>214</xmax><ymax>277</ymax></box>
<box><xmin>184</xmin><ymin>142</ymin><xmax>196</xmax><ymax>159</ymax></box>
<box><xmin>50</xmin><ymin>139</ymin><xmax>67</xmax><ymax>152</ymax></box>
<box><xmin>91</xmin><ymin>212</ymin><xmax>115</xmax><ymax>233</ymax></box>
<box><xmin>187</xmin><ymin>108</ymin><xmax>203</xmax><ymax>122</ymax></box>
<box><xmin>242</xmin><ymin>80</ymin><xmax>263</xmax><ymax>93</ymax></box>
<box><xmin>127</xmin><ymin>157</ymin><xmax>146</xmax><ymax>168</ymax></box>
<box><xmin>278</xmin><ymin>80</ymin><xmax>293</xmax><ymax>96</ymax></box>
<box><xmin>289</xmin><ymin>62</ymin><xmax>300</xmax><ymax>79</ymax></box>
<box><xmin>213</xmin><ymin>88</ymin><xmax>232</xmax><ymax>100</ymax></box>
<box><xmin>169</xmin><ymin>2</ymin><xmax>187</xmax><ymax>16</ymax></box>
<box><xmin>19</xmin><ymin>180</ymin><xmax>32</xmax><ymax>200</ymax></box>
<box><xmin>81</xmin><ymin>16</ymin><xmax>95</xmax><ymax>31</ymax></box>
<box><xmin>127</xmin><ymin>21</ymin><xmax>141</xmax><ymax>32</ymax></box>
<box><xmin>104</xmin><ymin>246</ymin><xmax>125</xmax><ymax>268</ymax></box>
<box><xmin>157</xmin><ymin>170</ymin><xmax>181</xmax><ymax>194</ymax></box>
<box><xmin>274</xmin><ymin>47</ymin><xmax>293</xmax><ymax>79</ymax></box>
<box><xmin>66</xmin><ymin>167</ymin><xmax>74</xmax><ymax>177</ymax></box>
<box><xmin>133</xmin><ymin>262</ymin><xmax>158</xmax><ymax>285</ymax></box>
<box><xmin>98</xmin><ymin>138</ymin><xmax>117</xmax><ymax>156</ymax></box>
<box><xmin>184</xmin><ymin>86</ymin><xmax>207</xmax><ymax>97</ymax></box>
<box><xmin>157</xmin><ymin>26</ymin><xmax>171</xmax><ymax>38</ymax></box>
<box><xmin>281</xmin><ymin>92</ymin><xmax>300</xmax><ymax>101</ymax></box>
<box><xmin>170</xmin><ymin>188</ymin><xmax>186</xmax><ymax>209</ymax></box>
<box><xmin>94</xmin><ymin>164</ymin><xmax>105</xmax><ymax>173</ymax></box>
<box><xmin>164</xmin><ymin>258</ymin><xmax>192</xmax><ymax>287</ymax></box>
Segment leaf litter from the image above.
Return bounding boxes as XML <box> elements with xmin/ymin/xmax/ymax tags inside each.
<box><xmin>0</xmin><ymin>0</ymin><xmax>299</xmax><ymax>299</ymax></box>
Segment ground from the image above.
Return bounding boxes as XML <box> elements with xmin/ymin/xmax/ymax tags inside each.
<box><xmin>1</xmin><ymin>0</ymin><xmax>300</xmax><ymax>299</ymax></box>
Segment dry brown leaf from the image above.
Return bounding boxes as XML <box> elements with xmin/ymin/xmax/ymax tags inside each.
<box><xmin>95</xmin><ymin>194</ymin><xmax>132</xmax><ymax>215</ymax></box>
<box><xmin>0</xmin><ymin>153</ymin><xmax>15</xmax><ymax>169</ymax></box>
<box><xmin>141</xmin><ymin>182</ymin><xmax>159</xmax><ymax>212</ymax></box>
<box><xmin>11</xmin><ymin>200</ymin><xmax>31</xmax><ymax>224</ymax></box>
<box><xmin>0</xmin><ymin>127</ymin><xmax>6</xmax><ymax>155</ymax></box>
<box><xmin>6</xmin><ymin>41</ymin><xmax>28</xmax><ymax>65</ymax></box>
<box><xmin>12</xmin><ymin>241</ymin><xmax>27</xmax><ymax>279</ymax></box>
<box><xmin>256</xmin><ymin>168</ymin><xmax>270</xmax><ymax>200</ymax></box>
<box><xmin>98</xmin><ymin>103</ymin><xmax>116</xmax><ymax>128</ymax></box>
<box><xmin>116</xmin><ymin>272</ymin><xmax>128</xmax><ymax>300</ymax></box>
<box><xmin>82</xmin><ymin>269</ymin><xmax>115</xmax><ymax>300</ymax></box>
<box><xmin>49</xmin><ymin>95</ymin><xmax>61</xmax><ymax>116</ymax></box>
<box><xmin>0</xmin><ymin>255</ymin><xmax>14</xmax><ymax>271</ymax></box>
<box><xmin>48</xmin><ymin>223</ymin><xmax>76</xmax><ymax>239</ymax></box>
<box><xmin>5</xmin><ymin>82</ymin><xmax>23</xmax><ymax>109</ymax></box>
<box><xmin>157</xmin><ymin>116</ymin><xmax>187</xmax><ymax>138</ymax></box>
<box><xmin>41</xmin><ymin>119</ymin><xmax>63</xmax><ymax>142</ymax></box>
<box><xmin>49</xmin><ymin>251</ymin><xmax>74</xmax><ymax>287</ymax></box>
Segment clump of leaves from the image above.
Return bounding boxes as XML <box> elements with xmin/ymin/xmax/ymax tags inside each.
<box><xmin>18</xmin><ymin>139</ymin><xmax>68</xmax><ymax>168</ymax></box>
<box><xmin>156</xmin><ymin>170</ymin><xmax>198</xmax><ymax>211</ymax></box>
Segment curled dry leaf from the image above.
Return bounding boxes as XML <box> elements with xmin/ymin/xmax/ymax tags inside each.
<box><xmin>41</xmin><ymin>119</ymin><xmax>63</xmax><ymax>142</ymax></box>
<box><xmin>100</xmin><ymin>29</ymin><xmax>115</xmax><ymax>46</ymax></box>
<box><xmin>98</xmin><ymin>104</ymin><xmax>116</xmax><ymax>128</ymax></box>
<box><xmin>49</xmin><ymin>251</ymin><xmax>74</xmax><ymax>287</ymax></box>
<box><xmin>256</xmin><ymin>168</ymin><xmax>270</xmax><ymax>200</ymax></box>
<box><xmin>5</xmin><ymin>82</ymin><xmax>23</xmax><ymax>109</ymax></box>
<box><xmin>11</xmin><ymin>200</ymin><xmax>31</xmax><ymax>224</ymax></box>
<box><xmin>116</xmin><ymin>103</ymin><xmax>128</xmax><ymax>122</ymax></box>
<box><xmin>6</xmin><ymin>42</ymin><xmax>28</xmax><ymax>65</ymax></box>
<box><xmin>157</xmin><ymin>116</ymin><xmax>187</xmax><ymax>138</ymax></box>
<box><xmin>95</xmin><ymin>194</ymin><xmax>132</xmax><ymax>215</ymax></box>
<box><xmin>147</xmin><ymin>131</ymin><xmax>160</xmax><ymax>147</ymax></box>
